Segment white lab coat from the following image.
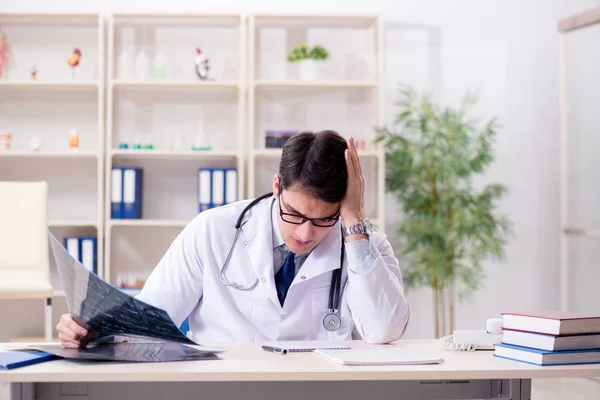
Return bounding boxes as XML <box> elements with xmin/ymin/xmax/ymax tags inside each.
<box><xmin>137</xmin><ymin>196</ymin><xmax>410</xmax><ymax>344</ymax></box>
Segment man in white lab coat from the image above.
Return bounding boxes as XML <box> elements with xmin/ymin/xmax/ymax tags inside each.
<box><xmin>57</xmin><ymin>130</ymin><xmax>410</xmax><ymax>347</ymax></box>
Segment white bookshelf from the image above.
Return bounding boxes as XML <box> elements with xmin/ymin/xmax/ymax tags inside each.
<box><xmin>104</xmin><ymin>13</ymin><xmax>245</xmax><ymax>288</ymax></box>
<box><xmin>0</xmin><ymin>12</ymin><xmax>388</xmax><ymax>312</ymax></box>
<box><xmin>0</xmin><ymin>13</ymin><xmax>105</xmax><ymax>290</ymax></box>
<box><xmin>247</xmin><ymin>14</ymin><xmax>386</xmax><ymax>230</ymax></box>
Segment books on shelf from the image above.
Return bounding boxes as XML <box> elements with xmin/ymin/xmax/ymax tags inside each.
<box><xmin>111</xmin><ymin>167</ymin><xmax>143</xmax><ymax>219</ymax></box>
<box><xmin>198</xmin><ymin>167</ymin><xmax>238</xmax><ymax>212</ymax></box>
<box><xmin>64</xmin><ymin>236</ymin><xmax>97</xmax><ymax>274</ymax></box>
<box><xmin>495</xmin><ymin>310</ymin><xmax>600</xmax><ymax>366</ymax></box>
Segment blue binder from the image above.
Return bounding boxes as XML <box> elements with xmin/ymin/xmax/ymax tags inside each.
<box><xmin>122</xmin><ymin>167</ymin><xmax>143</xmax><ymax>219</ymax></box>
<box><xmin>111</xmin><ymin>167</ymin><xmax>124</xmax><ymax>219</ymax></box>
<box><xmin>79</xmin><ymin>236</ymin><xmax>97</xmax><ymax>275</ymax></box>
<box><xmin>198</xmin><ymin>168</ymin><xmax>212</xmax><ymax>212</ymax></box>
<box><xmin>224</xmin><ymin>168</ymin><xmax>238</xmax><ymax>204</ymax></box>
<box><xmin>0</xmin><ymin>351</ymin><xmax>57</xmax><ymax>370</ymax></box>
<box><xmin>211</xmin><ymin>169</ymin><xmax>226</xmax><ymax>208</ymax></box>
<box><xmin>64</xmin><ymin>237</ymin><xmax>81</xmax><ymax>263</ymax></box>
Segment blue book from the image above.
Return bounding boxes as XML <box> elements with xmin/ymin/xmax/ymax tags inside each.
<box><xmin>0</xmin><ymin>351</ymin><xmax>57</xmax><ymax>370</ymax></box>
<box><xmin>111</xmin><ymin>167</ymin><xmax>124</xmax><ymax>219</ymax></box>
<box><xmin>494</xmin><ymin>342</ymin><xmax>600</xmax><ymax>366</ymax></box>
<box><xmin>198</xmin><ymin>168</ymin><xmax>212</xmax><ymax>212</ymax></box>
<box><xmin>122</xmin><ymin>167</ymin><xmax>143</xmax><ymax>219</ymax></box>
<box><xmin>224</xmin><ymin>168</ymin><xmax>238</xmax><ymax>204</ymax></box>
<box><xmin>211</xmin><ymin>168</ymin><xmax>225</xmax><ymax>208</ymax></box>
<box><xmin>64</xmin><ymin>237</ymin><xmax>81</xmax><ymax>263</ymax></box>
<box><xmin>79</xmin><ymin>236</ymin><xmax>97</xmax><ymax>275</ymax></box>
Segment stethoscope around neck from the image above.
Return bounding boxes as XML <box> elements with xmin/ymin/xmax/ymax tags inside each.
<box><xmin>219</xmin><ymin>192</ymin><xmax>343</xmax><ymax>332</ymax></box>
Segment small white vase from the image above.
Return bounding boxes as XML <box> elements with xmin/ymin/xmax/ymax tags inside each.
<box><xmin>298</xmin><ymin>60</ymin><xmax>318</xmax><ymax>81</ymax></box>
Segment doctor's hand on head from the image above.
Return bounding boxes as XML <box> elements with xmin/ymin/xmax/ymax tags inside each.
<box><xmin>340</xmin><ymin>137</ymin><xmax>366</xmax><ymax>232</ymax></box>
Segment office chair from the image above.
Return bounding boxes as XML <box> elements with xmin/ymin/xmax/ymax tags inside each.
<box><xmin>0</xmin><ymin>181</ymin><xmax>54</xmax><ymax>342</ymax></box>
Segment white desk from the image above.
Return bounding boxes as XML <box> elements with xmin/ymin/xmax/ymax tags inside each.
<box><xmin>2</xmin><ymin>339</ymin><xmax>600</xmax><ymax>400</ymax></box>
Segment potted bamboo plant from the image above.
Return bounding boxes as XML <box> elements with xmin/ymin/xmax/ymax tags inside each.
<box><xmin>375</xmin><ymin>85</ymin><xmax>513</xmax><ymax>338</ymax></box>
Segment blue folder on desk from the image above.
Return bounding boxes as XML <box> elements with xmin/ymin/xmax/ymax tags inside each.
<box><xmin>0</xmin><ymin>351</ymin><xmax>57</xmax><ymax>370</ymax></box>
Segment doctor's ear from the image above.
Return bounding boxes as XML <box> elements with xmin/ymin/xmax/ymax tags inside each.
<box><xmin>272</xmin><ymin>174</ymin><xmax>281</xmax><ymax>196</ymax></box>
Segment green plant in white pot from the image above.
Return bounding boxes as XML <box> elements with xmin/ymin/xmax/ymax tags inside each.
<box><xmin>375</xmin><ymin>85</ymin><xmax>513</xmax><ymax>338</ymax></box>
<box><xmin>287</xmin><ymin>44</ymin><xmax>329</xmax><ymax>80</ymax></box>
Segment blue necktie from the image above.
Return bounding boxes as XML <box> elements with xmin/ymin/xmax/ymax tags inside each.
<box><xmin>275</xmin><ymin>251</ymin><xmax>296</xmax><ymax>306</ymax></box>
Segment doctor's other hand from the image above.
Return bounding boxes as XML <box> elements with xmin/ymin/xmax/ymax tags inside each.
<box><xmin>340</xmin><ymin>137</ymin><xmax>365</xmax><ymax>225</ymax></box>
<box><xmin>56</xmin><ymin>313</ymin><xmax>97</xmax><ymax>348</ymax></box>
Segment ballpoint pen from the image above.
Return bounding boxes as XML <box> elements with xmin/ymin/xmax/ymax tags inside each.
<box><xmin>261</xmin><ymin>345</ymin><xmax>288</xmax><ymax>355</ymax></box>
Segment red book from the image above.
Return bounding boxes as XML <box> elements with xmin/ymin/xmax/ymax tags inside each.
<box><xmin>502</xmin><ymin>310</ymin><xmax>600</xmax><ymax>336</ymax></box>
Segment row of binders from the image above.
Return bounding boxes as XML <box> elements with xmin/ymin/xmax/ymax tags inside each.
<box><xmin>64</xmin><ymin>236</ymin><xmax>97</xmax><ymax>274</ymax></box>
<box><xmin>110</xmin><ymin>166</ymin><xmax>239</xmax><ymax>219</ymax></box>
<box><xmin>198</xmin><ymin>168</ymin><xmax>238</xmax><ymax>212</ymax></box>
<box><xmin>111</xmin><ymin>167</ymin><xmax>143</xmax><ymax>219</ymax></box>
<box><xmin>495</xmin><ymin>310</ymin><xmax>600</xmax><ymax>366</ymax></box>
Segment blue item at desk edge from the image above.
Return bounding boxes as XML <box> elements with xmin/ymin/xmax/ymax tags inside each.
<box><xmin>0</xmin><ymin>351</ymin><xmax>57</xmax><ymax>370</ymax></box>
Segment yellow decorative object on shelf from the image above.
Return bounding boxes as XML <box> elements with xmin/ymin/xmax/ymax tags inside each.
<box><xmin>68</xmin><ymin>129</ymin><xmax>79</xmax><ymax>151</ymax></box>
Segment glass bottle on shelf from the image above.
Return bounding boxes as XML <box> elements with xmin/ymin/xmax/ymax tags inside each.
<box><xmin>153</xmin><ymin>52</ymin><xmax>166</xmax><ymax>80</ymax></box>
<box><xmin>134</xmin><ymin>48</ymin><xmax>150</xmax><ymax>81</ymax></box>
<box><xmin>117</xmin><ymin>50</ymin><xmax>133</xmax><ymax>80</ymax></box>
<box><xmin>192</xmin><ymin>121</ymin><xmax>211</xmax><ymax>151</ymax></box>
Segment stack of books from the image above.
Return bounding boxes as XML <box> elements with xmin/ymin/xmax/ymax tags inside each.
<box><xmin>494</xmin><ymin>310</ymin><xmax>600</xmax><ymax>366</ymax></box>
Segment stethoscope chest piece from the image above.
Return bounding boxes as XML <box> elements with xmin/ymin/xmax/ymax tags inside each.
<box><xmin>323</xmin><ymin>311</ymin><xmax>341</xmax><ymax>332</ymax></box>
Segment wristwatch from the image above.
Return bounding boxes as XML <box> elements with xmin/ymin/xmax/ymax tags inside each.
<box><xmin>342</xmin><ymin>217</ymin><xmax>373</xmax><ymax>237</ymax></box>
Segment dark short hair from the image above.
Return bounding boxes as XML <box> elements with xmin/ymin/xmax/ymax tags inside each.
<box><xmin>278</xmin><ymin>130</ymin><xmax>348</xmax><ymax>203</ymax></box>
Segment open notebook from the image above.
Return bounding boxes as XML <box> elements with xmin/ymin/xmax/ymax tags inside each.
<box><xmin>315</xmin><ymin>347</ymin><xmax>444</xmax><ymax>366</ymax></box>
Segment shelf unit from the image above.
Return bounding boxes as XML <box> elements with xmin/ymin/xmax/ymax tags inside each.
<box><xmin>0</xmin><ymin>12</ymin><xmax>105</xmax><ymax>290</ymax></box>
<box><xmin>104</xmin><ymin>13</ymin><xmax>246</xmax><ymax>288</ymax></box>
<box><xmin>247</xmin><ymin>13</ymin><xmax>386</xmax><ymax>230</ymax></box>
<box><xmin>0</xmin><ymin>12</ymin><xmax>389</xmax><ymax>307</ymax></box>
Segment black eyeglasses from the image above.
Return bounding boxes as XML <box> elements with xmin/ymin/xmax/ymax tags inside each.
<box><xmin>278</xmin><ymin>195</ymin><xmax>340</xmax><ymax>227</ymax></box>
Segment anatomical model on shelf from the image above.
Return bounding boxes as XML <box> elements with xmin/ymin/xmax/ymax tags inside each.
<box><xmin>0</xmin><ymin>31</ymin><xmax>9</xmax><ymax>79</ymax></box>
<box><xmin>68</xmin><ymin>48</ymin><xmax>81</xmax><ymax>78</ymax></box>
<box><xmin>194</xmin><ymin>48</ymin><xmax>211</xmax><ymax>80</ymax></box>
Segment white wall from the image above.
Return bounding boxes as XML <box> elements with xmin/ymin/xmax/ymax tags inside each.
<box><xmin>0</xmin><ymin>0</ymin><xmax>597</xmax><ymax>342</ymax></box>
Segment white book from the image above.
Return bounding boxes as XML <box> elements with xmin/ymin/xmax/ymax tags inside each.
<box><xmin>503</xmin><ymin>329</ymin><xmax>600</xmax><ymax>351</ymax></box>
